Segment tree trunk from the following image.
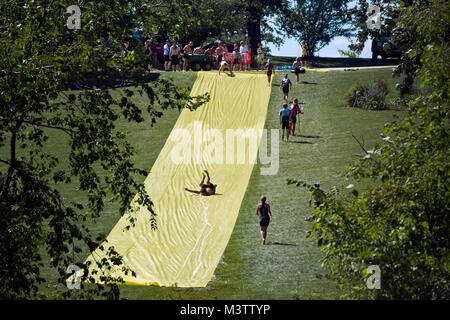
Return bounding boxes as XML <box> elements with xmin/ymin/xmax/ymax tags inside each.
<box><xmin>246</xmin><ymin>2</ymin><xmax>261</xmax><ymax>68</ymax></box>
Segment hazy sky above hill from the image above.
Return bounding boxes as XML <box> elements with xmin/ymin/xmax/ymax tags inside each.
<box><xmin>265</xmin><ymin>37</ymin><xmax>372</xmax><ymax>58</ymax></box>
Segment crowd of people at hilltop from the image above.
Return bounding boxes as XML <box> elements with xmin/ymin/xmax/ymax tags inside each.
<box><xmin>128</xmin><ymin>32</ymin><xmax>312</xmax><ymax>75</ymax></box>
<box><xmin>159</xmin><ymin>39</ymin><xmax>266</xmax><ymax>72</ymax></box>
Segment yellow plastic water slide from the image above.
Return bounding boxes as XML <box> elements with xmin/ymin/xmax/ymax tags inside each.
<box><xmin>84</xmin><ymin>72</ymin><xmax>272</xmax><ymax>287</ymax></box>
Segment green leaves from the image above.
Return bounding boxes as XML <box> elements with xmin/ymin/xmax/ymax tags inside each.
<box><xmin>289</xmin><ymin>45</ymin><xmax>449</xmax><ymax>299</ymax></box>
<box><xmin>280</xmin><ymin>0</ymin><xmax>355</xmax><ymax>55</ymax></box>
<box><xmin>0</xmin><ymin>0</ymin><xmax>208</xmax><ymax>300</ymax></box>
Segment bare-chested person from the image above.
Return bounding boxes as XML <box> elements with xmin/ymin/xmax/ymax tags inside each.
<box><xmin>183</xmin><ymin>41</ymin><xmax>194</xmax><ymax>71</ymax></box>
<box><xmin>169</xmin><ymin>41</ymin><xmax>181</xmax><ymax>72</ymax></box>
<box><xmin>185</xmin><ymin>170</ymin><xmax>217</xmax><ymax>196</ymax></box>
<box><xmin>193</xmin><ymin>46</ymin><xmax>204</xmax><ymax>54</ymax></box>
<box><xmin>215</xmin><ymin>42</ymin><xmax>225</xmax><ymax>69</ymax></box>
<box><xmin>204</xmin><ymin>46</ymin><xmax>216</xmax><ymax>56</ymax></box>
<box><xmin>205</xmin><ymin>46</ymin><xmax>217</xmax><ymax>65</ymax></box>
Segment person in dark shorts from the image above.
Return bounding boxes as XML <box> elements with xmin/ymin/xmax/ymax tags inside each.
<box><xmin>308</xmin><ymin>183</ymin><xmax>327</xmax><ymax>207</ymax></box>
<box><xmin>256</xmin><ymin>196</ymin><xmax>272</xmax><ymax>245</ymax></box>
<box><xmin>292</xmin><ymin>57</ymin><xmax>302</xmax><ymax>83</ymax></box>
<box><xmin>289</xmin><ymin>98</ymin><xmax>303</xmax><ymax>136</ymax></box>
<box><xmin>185</xmin><ymin>170</ymin><xmax>217</xmax><ymax>196</ymax></box>
<box><xmin>301</xmin><ymin>40</ymin><xmax>310</xmax><ymax>68</ymax></box>
<box><xmin>163</xmin><ymin>40</ymin><xmax>171</xmax><ymax>71</ymax></box>
<box><xmin>279</xmin><ymin>103</ymin><xmax>291</xmax><ymax>142</ymax></box>
<box><xmin>280</xmin><ymin>74</ymin><xmax>292</xmax><ymax>102</ymax></box>
<box><xmin>183</xmin><ymin>41</ymin><xmax>194</xmax><ymax>72</ymax></box>
<box><xmin>232</xmin><ymin>43</ymin><xmax>240</xmax><ymax>71</ymax></box>
<box><xmin>265</xmin><ymin>58</ymin><xmax>274</xmax><ymax>85</ymax></box>
<box><xmin>169</xmin><ymin>41</ymin><xmax>181</xmax><ymax>72</ymax></box>
<box><xmin>143</xmin><ymin>39</ymin><xmax>153</xmax><ymax>72</ymax></box>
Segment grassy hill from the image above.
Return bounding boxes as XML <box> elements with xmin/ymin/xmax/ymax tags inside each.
<box><xmin>267</xmin><ymin>56</ymin><xmax>400</xmax><ymax>69</ymax></box>
<box><xmin>2</xmin><ymin>67</ymin><xmax>406</xmax><ymax>299</ymax></box>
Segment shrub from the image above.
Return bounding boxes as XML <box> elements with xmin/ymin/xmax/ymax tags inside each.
<box><xmin>345</xmin><ymin>80</ymin><xmax>389</xmax><ymax>110</ymax></box>
<box><xmin>345</xmin><ymin>82</ymin><xmax>368</xmax><ymax>108</ymax></box>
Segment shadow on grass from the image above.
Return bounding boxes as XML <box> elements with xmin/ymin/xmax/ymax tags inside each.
<box><xmin>268</xmin><ymin>241</ymin><xmax>298</xmax><ymax>246</ymax></box>
<box><xmin>297</xmin><ymin>135</ymin><xmax>322</xmax><ymax>139</ymax></box>
<box><xmin>288</xmin><ymin>140</ymin><xmax>314</xmax><ymax>144</ymax></box>
<box><xmin>300</xmin><ymin>81</ymin><xmax>318</xmax><ymax>85</ymax></box>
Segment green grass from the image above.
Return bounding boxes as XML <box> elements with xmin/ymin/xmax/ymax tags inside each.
<box><xmin>1</xmin><ymin>68</ymin><xmax>406</xmax><ymax>299</ymax></box>
<box><xmin>119</xmin><ymin>69</ymin><xmax>404</xmax><ymax>299</ymax></box>
<box><xmin>267</xmin><ymin>55</ymin><xmax>400</xmax><ymax>69</ymax></box>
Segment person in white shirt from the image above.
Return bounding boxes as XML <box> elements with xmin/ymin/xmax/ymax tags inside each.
<box><xmin>239</xmin><ymin>41</ymin><xmax>249</xmax><ymax>71</ymax></box>
<box><xmin>163</xmin><ymin>40</ymin><xmax>171</xmax><ymax>71</ymax></box>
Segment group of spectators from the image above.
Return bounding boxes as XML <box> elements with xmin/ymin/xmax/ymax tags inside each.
<box><xmin>159</xmin><ymin>39</ymin><xmax>267</xmax><ymax>72</ymax></box>
<box><xmin>131</xmin><ymin>34</ymin><xmax>311</xmax><ymax>77</ymax></box>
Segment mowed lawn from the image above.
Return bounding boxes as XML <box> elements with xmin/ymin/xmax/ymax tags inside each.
<box><xmin>119</xmin><ymin>68</ymin><xmax>403</xmax><ymax>299</ymax></box>
<box><xmin>2</xmin><ymin>68</ymin><xmax>405</xmax><ymax>299</ymax></box>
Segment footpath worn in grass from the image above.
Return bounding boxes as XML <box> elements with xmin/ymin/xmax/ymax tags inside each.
<box><xmin>3</xmin><ymin>69</ymin><xmax>403</xmax><ymax>299</ymax></box>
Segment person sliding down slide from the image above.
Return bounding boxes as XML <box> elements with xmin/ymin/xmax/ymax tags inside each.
<box><xmin>185</xmin><ymin>170</ymin><xmax>217</xmax><ymax>196</ymax></box>
<box><xmin>218</xmin><ymin>60</ymin><xmax>233</xmax><ymax>77</ymax></box>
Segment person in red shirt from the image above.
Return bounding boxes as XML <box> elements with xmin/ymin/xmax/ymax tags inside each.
<box><xmin>289</xmin><ymin>98</ymin><xmax>304</xmax><ymax>136</ymax></box>
<box><xmin>265</xmin><ymin>59</ymin><xmax>274</xmax><ymax>86</ymax></box>
<box><xmin>280</xmin><ymin>74</ymin><xmax>292</xmax><ymax>102</ymax></box>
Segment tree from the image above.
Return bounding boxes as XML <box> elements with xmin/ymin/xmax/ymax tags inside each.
<box><xmin>348</xmin><ymin>0</ymin><xmax>431</xmax><ymax>53</ymax></box>
<box><xmin>288</xmin><ymin>0</ymin><xmax>449</xmax><ymax>299</ymax></box>
<box><xmin>390</xmin><ymin>0</ymin><xmax>447</xmax><ymax>96</ymax></box>
<box><xmin>141</xmin><ymin>0</ymin><xmax>246</xmax><ymax>47</ymax></box>
<box><xmin>347</xmin><ymin>0</ymin><xmax>402</xmax><ymax>53</ymax></box>
<box><xmin>245</xmin><ymin>1</ymin><xmax>286</xmax><ymax>61</ymax></box>
<box><xmin>280</xmin><ymin>0</ymin><xmax>354</xmax><ymax>56</ymax></box>
<box><xmin>0</xmin><ymin>0</ymin><xmax>208</xmax><ymax>299</ymax></box>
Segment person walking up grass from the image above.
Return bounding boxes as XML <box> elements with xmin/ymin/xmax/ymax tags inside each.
<box><xmin>289</xmin><ymin>98</ymin><xmax>303</xmax><ymax>136</ymax></box>
<box><xmin>256</xmin><ymin>196</ymin><xmax>272</xmax><ymax>245</ymax></box>
<box><xmin>280</xmin><ymin>74</ymin><xmax>292</xmax><ymax>102</ymax></box>
<box><xmin>280</xmin><ymin>103</ymin><xmax>291</xmax><ymax>142</ymax></box>
<box><xmin>265</xmin><ymin>58</ymin><xmax>274</xmax><ymax>86</ymax></box>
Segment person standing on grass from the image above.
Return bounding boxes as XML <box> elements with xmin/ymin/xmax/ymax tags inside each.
<box><xmin>265</xmin><ymin>58</ymin><xmax>274</xmax><ymax>85</ymax></box>
<box><xmin>169</xmin><ymin>41</ymin><xmax>181</xmax><ymax>72</ymax></box>
<box><xmin>256</xmin><ymin>196</ymin><xmax>272</xmax><ymax>245</ymax></box>
<box><xmin>163</xmin><ymin>39</ymin><xmax>171</xmax><ymax>71</ymax></box>
<box><xmin>301</xmin><ymin>40</ymin><xmax>310</xmax><ymax>68</ymax></box>
<box><xmin>144</xmin><ymin>39</ymin><xmax>153</xmax><ymax>72</ymax></box>
<box><xmin>239</xmin><ymin>41</ymin><xmax>248</xmax><ymax>71</ymax></box>
<box><xmin>280</xmin><ymin>74</ymin><xmax>292</xmax><ymax>102</ymax></box>
<box><xmin>289</xmin><ymin>98</ymin><xmax>303</xmax><ymax>136</ymax></box>
<box><xmin>232</xmin><ymin>43</ymin><xmax>240</xmax><ymax>71</ymax></box>
<box><xmin>183</xmin><ymin>41</ymin><xmax>194</xmax><ymax>72</ymax></box>
<box><xmin>256</xmin><ymin>43</ymin><xmax>264</xmax><ymax>71</ymax></box>
<box><xmin>279</xmin><ymin>103</ymin><xmax>291</xmax><ymax>142</ymax></box>
<box><xmin>292</xmin><ymin>57</ymin><xmax>302</xmax><ymax>83</ymax></box>
<box><xmin>308</xmin><ymin>183</ymin><xmax>327</xmax><ymax>207</ymax></box>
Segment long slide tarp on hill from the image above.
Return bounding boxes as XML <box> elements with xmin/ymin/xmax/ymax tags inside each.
<box><xmin>84</xmin><ymin>72</ymin><xmax>272</xmax><ymax>287</ymax></box>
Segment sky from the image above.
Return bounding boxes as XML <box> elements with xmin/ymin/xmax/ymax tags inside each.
<box><xmin>265</xmin><ymin>37</ymin><xmax>372</xmax><ymax>58</ymax></box>
<box><xmin>265</xmin><ymin>0</ymin><xmax>373</xmax><ymax>58</ymax></box>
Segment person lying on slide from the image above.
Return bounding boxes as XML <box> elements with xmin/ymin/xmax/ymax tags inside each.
<box><xmin>185</xmin><ymin>170</ymin><xmax>217</xmax><ymax>196</ymax></box>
